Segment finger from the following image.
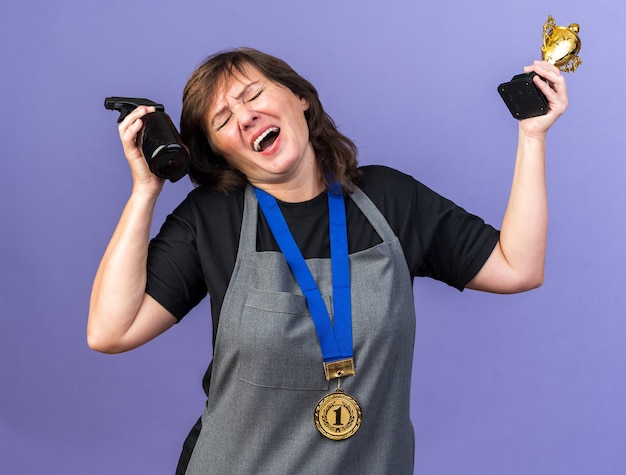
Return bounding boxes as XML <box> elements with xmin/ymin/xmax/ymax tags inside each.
<box><xmin>118</xmin><ymin>106</ymin><xmax>157</xmax><ymax>146</ymax></box>
<box><xmin>118</xmin><ymin>106</ymin><xmax>156</xmax><ymax>135</ymax></box>
<box><xmin>533</xmin><ymin>73</ymin><xmax>568</xmax><ymax>117</ymax></box>
<box><xmin>122</xmin><ymin>105</ymin><xmax>156</xmax><ymax>124</ymax></box>
<box><xmin>531</xmin><ymin>61</ymin><xmax>565</xmax><ymax>87</ymax></box>
<box><xmin>535</xmin><ymin>74</ymin><xmax>567</xmax><ymax>100</ymax></box>
<box><xmin>522</xmin><ymin>60</ymin><xmax>566</xmax><ymax>96</ymax></box>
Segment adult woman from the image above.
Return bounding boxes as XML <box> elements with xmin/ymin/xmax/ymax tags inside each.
<box><xmin>88</xmin><ymin>48</ymin><xmax>568</xmax><ymax>474</ymax></box>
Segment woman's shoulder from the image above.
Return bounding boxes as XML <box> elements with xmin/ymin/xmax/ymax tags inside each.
<box><xmin>185</xmin><ymin>185</ymin><xmax>245</xmax><ymax>209</ymax></box>
<box><xmin>166</xmin><ymin>185</ymin><xmax>246</xmax><ymax>227</ymax></box>
<box><xmin>356</xmin><ymin>164</ymin><xmax>458</xmax><ymax>220</ymax></box>
<box><xmin>356</xmin><ymin>165</ymin><xmax>422</xmax><ymax>201</ymax></box>
<box><xmin>358</xmin><ymin>164</ymin><xmax>415</xmax><ymax>184</ymax></box>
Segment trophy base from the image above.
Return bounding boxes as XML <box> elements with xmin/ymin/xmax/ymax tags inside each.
<box><xmin>498</xmin><ymin>72</ymin><xmax>548</xmax><ymax>120</ymax></box>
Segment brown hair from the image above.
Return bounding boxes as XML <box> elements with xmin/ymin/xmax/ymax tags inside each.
<box><xmin>180</xmin><ymin>47</ymin><xmax>361</xmax><ymax>192</ymax></box>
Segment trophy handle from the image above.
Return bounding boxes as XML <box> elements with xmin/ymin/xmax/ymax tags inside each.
<box><xmin>542</xmin><ymin>15</ymin><xmax>557</xmax><ymax>57</ymax></box>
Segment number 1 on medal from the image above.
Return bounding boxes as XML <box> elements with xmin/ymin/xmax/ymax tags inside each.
<box><xmin>334</xmin><ymin>407</ymin><xmax>342</xmax><ymax>426</ymax></box>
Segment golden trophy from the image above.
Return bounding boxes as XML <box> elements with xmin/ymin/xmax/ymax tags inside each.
<box><xmin>542</xmin><ymin>15</ymin><xmax>582</xmax><ymax>72</ymax></box>
<box><xmin>499</xmin><ymin>15</ymin><xmax>582</xmax><ymax>119</ymax></box>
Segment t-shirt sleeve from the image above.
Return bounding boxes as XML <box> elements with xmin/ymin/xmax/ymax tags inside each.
<box><xmin>414</xmin><ymin>187</ymin><xmax>500</xmax><ymax>290</ymax></box>
<box><xmin>360</xmin><ymin>166</ymin><xmax>500</xmax><ymax>290</ymax></box>
<box><xmin>145</xmin><ymin>197</ymin><xmax>208</xmax><ymax>321</ymax></box>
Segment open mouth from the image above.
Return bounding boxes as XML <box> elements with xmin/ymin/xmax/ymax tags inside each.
<box><xmin>253</xmin><ymin>127</ymin><xmax>280</xmax><ymax>152</ymax></box>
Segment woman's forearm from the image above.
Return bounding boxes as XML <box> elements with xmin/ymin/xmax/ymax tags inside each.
<box><xmin>498</xmin><ymin>127</ymin><xmax>548</xmax><ymax>288</ymax></box>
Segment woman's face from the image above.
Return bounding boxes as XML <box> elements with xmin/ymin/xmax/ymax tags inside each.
<box><xmin>206</xmin><ymin>64</ymin><xmax>317</xmax><ymax>192</ymax></box>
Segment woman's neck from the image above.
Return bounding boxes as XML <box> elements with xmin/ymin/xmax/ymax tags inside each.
<box><xmin>251</xmin><ymin>160</ymin><xmax>325</xmax><ymax>203</ymax></box>
<box><xmin>256</xmin><ymin>179</ymin><xmax>325</xmax><ymax>203</ymax></box>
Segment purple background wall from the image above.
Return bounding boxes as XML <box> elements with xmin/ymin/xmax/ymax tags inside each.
<box><xmin>1</xmin><ymin>1</ymin><xmax>623</xmax><ymax>474</ymax></box>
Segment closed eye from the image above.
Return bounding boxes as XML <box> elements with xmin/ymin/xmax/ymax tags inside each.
<box><xmin>216</xmin><ymin>114</ymin><xmax>232</xmax><ymax>130</ymax></box>
<box><xmin>245</xmin><ymin>88</ymin><xmax>263</xmax><ymax>103</ymax></box>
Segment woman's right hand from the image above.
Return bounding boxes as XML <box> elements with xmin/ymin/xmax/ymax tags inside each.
<box><xmin>118</xmin><ymin>105</ymin><xmax>165</xmax><ymax>196</ymax></box>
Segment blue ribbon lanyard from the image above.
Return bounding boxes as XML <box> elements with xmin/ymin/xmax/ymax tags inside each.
<box><xmin>254</xmin><ymin>186</ymin><xmax>353</xmax><ymax>369</ymax></box>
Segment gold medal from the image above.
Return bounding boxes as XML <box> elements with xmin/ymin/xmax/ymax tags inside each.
<box><xmin>314</xmin><ymin>387</ymin><xmax>362</xmax><ymax>440</ymax></box>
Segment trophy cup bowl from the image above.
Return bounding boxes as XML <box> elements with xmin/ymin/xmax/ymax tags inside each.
<box><xmin>542</xmin><ymin>15</ymin><xmax>582</xmax><ymax>72</ymax></box>
<box><xmin>498</xmin><ymin>15</ymin><xmax>581</xmax><ymax>120</ymax></box>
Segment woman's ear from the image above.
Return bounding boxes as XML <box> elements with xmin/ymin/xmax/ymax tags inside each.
<box><xmin>299</xmin><ymin>95</ymin><xmax>310</xmax><ymax>112</ymax></box>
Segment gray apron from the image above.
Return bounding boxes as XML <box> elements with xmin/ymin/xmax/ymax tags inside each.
<box><xmin>185</xmin><ymin>186</ymin><xmax>417</xmax><ymax>474</ymax></box>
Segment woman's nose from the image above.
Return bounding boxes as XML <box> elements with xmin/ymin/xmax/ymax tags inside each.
<box><xmin>235</xmin><ymin>105</ymin><xmax>259</xmax><ymax>130</ymax></box>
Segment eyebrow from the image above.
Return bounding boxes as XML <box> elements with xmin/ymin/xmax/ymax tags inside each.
<box><xmin>210</xmin><ymin>80</ymin><xmax>261</xmax><ymax>128</ymax></box>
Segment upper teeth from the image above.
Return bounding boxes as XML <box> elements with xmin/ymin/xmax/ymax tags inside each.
<box><xmin>253</xmin><ymin>127</ymin><xmax>279</xmax><ymax>152</ymax></box>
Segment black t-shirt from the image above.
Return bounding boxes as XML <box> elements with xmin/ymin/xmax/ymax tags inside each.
<box><xmin>146</xmin><ymin>165</ymin><xmax>500</xmax><ymax>331</ymax></box>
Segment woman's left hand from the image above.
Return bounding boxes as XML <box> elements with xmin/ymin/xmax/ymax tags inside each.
<box><xmin>519</xmin><ymin>60</ymin><xmax>569</xmax><ymax>138</ymax></box>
